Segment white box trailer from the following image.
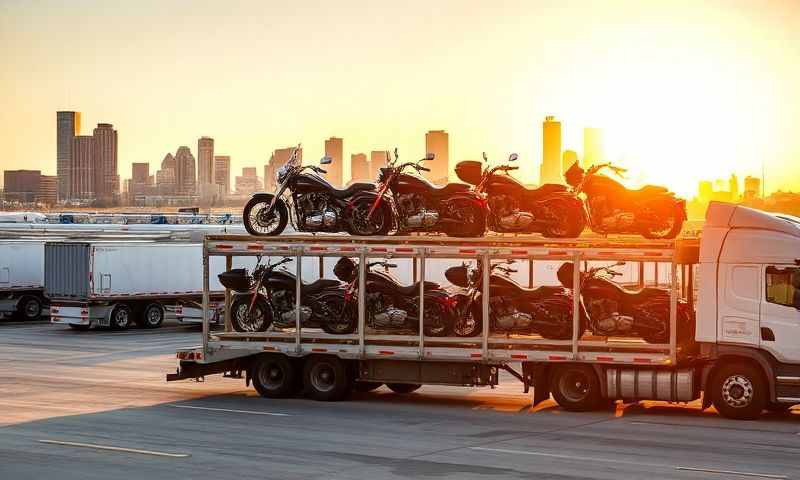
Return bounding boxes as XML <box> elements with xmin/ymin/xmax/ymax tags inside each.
<box><xmin>45</xmin><ymin>241</ymin><xmax>258</xmax><ymax>330</ymax></box>
<box><xmin>0</xmin><ymin>240</ymin><xmax>47</xmax><ymax>320</ymax></box>
<box><xmin>169</xmin><ymin>202</ymin><xmax>800</xmax><ymax>420</ymax></box>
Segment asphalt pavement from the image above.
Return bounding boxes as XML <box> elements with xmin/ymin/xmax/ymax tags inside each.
<box><xmin>1</xmin><ymin>319</ymin><xmax>799</xmax><ymax>480</ymax></box>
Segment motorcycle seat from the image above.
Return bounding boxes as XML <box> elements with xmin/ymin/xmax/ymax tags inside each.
<box><xmin>524</xmin><ymin>183</ymin><xmax>568</xmax><ymax>200</ymax></box>
<box><xmin>632</xmin><ymin>185</ymin><xmax>669</xmax><ymax>196</ymax></box>
<box><xmin>430</xmin><ymin>182</ymin><xmax>471</xmax><ymax>195</ymax></box>
<box><xmin>329</xmin><ymin>182</ymin><xmax>376</xmax><ymax>199</ymax></box>
<box><xmin>301</xmin><ymin>278</ymin><xmax>341</xmax><ymax>294</ymax></box>
<box><xmin>396</xmin><ymin>281</ymin><xmax>441</xmax><ymax>296</ymax></box>
<box><xmin>615</xmin><ymin>284</ymin><xmax>668</xmax><ymax>303</ymax></box>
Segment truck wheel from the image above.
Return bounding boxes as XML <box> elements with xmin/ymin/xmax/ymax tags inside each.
<box><xmin>139</xmin><ymin>303</ymin><xmax>164</xmax><ymax>329</ymax></box>
<box><xmin>551</xmin><ymin>364</ymin><xmax>601</xmax><ymax>412</ymax></box>
<box><xmin>16</xmin><ymin>295</ymin><xmax>42</xmax><ymax>321</ymax></box>
<box><xmin>387</xmin><ymin>383</ymin><xmax>421</xmax><ymax>394</ymax></box>
<box><xmin>353</xmin><ymin>381</ymin><xmax>383</xmax><ymax>393</ymax></box>
<box><xmin>252</xmin><ymin>355</ymin><xmax>299</xmax><ymax>398</ymax></box>
<box><xmin>303</xmin><ymin>356</ymin><xmax>351</xmax><ymax>401</ymax></box>
<box><xmin>711</xmin><ymin>362</ymin><xmax>767</xmax><ymax>420</ymax></box>
<box><xmin>110</xmin><ymin>305</ymin><xmax>132</xmax><ymax>330</ymax></box>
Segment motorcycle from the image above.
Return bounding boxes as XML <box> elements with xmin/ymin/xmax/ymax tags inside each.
<box><xmin>242</xmin><ymin>146</ymin><xmax>391</xmax><ymax>236</ymax></box>
<box><xmin>564</xmin><ymin>161</ymin><xmax>686</xmax><ymax>239</ymax></box>
<box><xmin>218</xmin><ymin>257</ymin><xmax>354</xmax><ymax>334</ymax></box>
<box><xmin>445</xmin><ymin>260</ymin><xmax>579</xmax><ymax>339</ymax></box>
<box><xmin>556</xmin><ymin>261</ymin><xmax>694</xmax><ymax>344</ymax></box>
<box><xmin>455</xmin><ymin>153</ymin><xmax>585</xmax><ymax>237</ymax></box>
<box><xmin>333</xmin><ymin>257</ymin><xmax>453</xmax><ymax>336</ymax></box>
<box><xmin>368</xmin><ymin>149</ymin><xmax>487</xmax><ymax>237</ymax></box>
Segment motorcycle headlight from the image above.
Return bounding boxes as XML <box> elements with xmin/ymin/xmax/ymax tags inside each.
<box><xmin>276</xmin><ymin>165</ymin><xmax>288</xmax><ymax>184</ymax></box>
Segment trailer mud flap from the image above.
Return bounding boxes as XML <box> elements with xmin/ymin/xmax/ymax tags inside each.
<box><xmin>523</xmin><ymin>363</ymin><xmax>551</xmax><ymax>406</ymax></box>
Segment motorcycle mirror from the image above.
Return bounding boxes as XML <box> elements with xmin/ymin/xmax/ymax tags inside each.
<box><xmin>482</xmin><ymin>152</ymin><xmax>488</xmax><ymax>162</ymax></box>
<box><xmin>320</xmin><ymin>156</ymin><xmax>333</xmax><ymax>165</ymax></box>
<box><xmin>508</xmin><ymin>153</ymin><xmax>519</xmax><ymax>162</ymax></box>
<box><xmin>424</xmin><ymin>153</ymin><xmax>435</xmax><ymax>161</ymax></box>
<box><xmin>615</xmin><ymin>261</ymin><xmax>626</xmax><ymax>266</ymax></box>
<box><xmin>394</xmin><ymin>147</ymin><xmax>399</xmax><ymax>160</ymax></box>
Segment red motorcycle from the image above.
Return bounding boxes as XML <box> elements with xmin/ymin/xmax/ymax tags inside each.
<box><xmin>564</xmin><ymin>162</ymin><xmax>686</xmax><ymax>239</ymax></box>
<box><xmin>368</xmin><ymin>149</ymin><xmax>487</xmax><ymax>237</ymax></box>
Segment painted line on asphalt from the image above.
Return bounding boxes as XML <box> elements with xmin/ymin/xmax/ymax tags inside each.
<box><xmin>39</xmin><ymin>439</ymin><xmax>190</xmax><ymax>458</ymax></box>
<box><xmin>167</xmin><ymin>404</ymin><xmax>291</xmax><ymax>416</ymax></box>
<box><xmin>675</xmin><ymin>466</ymin><xmax>786</xmax><ymax>479</ymax></box>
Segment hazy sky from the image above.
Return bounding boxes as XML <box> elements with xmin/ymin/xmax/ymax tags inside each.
<box><xmin>2</xmin><ymin>0</ymin><xmax>799</xmax><ymax>196</ymax></box>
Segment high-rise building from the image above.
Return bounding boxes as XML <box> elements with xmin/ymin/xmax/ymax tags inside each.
<box><xmin>57</xmin><ymin>111</ymin><xmax>81</xmax><ymax>200</ymax></box>
<box><xmin>350</xmin><ymin>153</ymin><xmax>369</xmax><ymax>183</ymax></box>
<box><xmin>156</xmin><ymin>153</ymin><xmax>177</xmax><ymax>195</ymax></box>
<box><xmin>70</xmin><ymin>135</ymin><xmax>95</xmax><ymax>200</ymax></box>
<box><xmin>36</xmin><ymin>175</ymin><xmax>58</xmax><ymax>205</ymax></box>
<box><xmin>425</xmin><ymin>130</ymin><xmax>449</xmax><ymax>184</ymax></box>
<box><xmin>698</xmin><ymin>180</ymin><xmax>714</xmax><ymax>202</ymax></box>
<box><xmin>265</xmin><ymin>147</ymin><xmax>300</xmax><ymax>192</ymax></box>
<box><xmin>583</xmin><ymin>128</ymin><xmax>603</xmax><ymax>167</ymax></box>
<box><xmin>197</xmin><ymin>137</ymin><xmax>215</xmax><ymax>186</ymax></box>
<box><xmin>130</xmin><ymin>162</ymin><xmax>150</xmax><ymax>204</ymax></box>
<box><xmin>562</xmin><ymin>149</ymin><xmax>578</xmax><ymax>177</ymax></box>
<box><xmin>235</xmin><ymin>167</ymin><xmax>263</xmax><ymax>195</ymax></box>
<box><xmin>540</xmin><ymin>116</ymin><xmax>562</xmax><ymax>185</ymax></box>
<box><xmin>92</xmin><ymin>123</ymin><xmax>118</xmax><ymax>201</ymax></box>
<box><xmin>214</xmin><ymin>155</ymin><xmax>231</xmax><ymax>195</ymax></box>
<box><xmin>371</xmin><ymin>150</ymin><xmax>389</xmax><ymax>170</ymax></box>
<box><xmin>729</xmin><ymin>173</ymin><xmax>740</xmax><ymax>201</ymax></box>
<box><xmin>3</xmin><ymin>170</ymin><xmax>40</xmax><ymax>203</ymax></box>
<box><xmin>324</xmin><ymin>137</ymin><xmax>344</xmax><ymax>187</ymax></box>
<box><xmin>744</xmin><ymin>176</ymin><xmax>762</xmax><ymax>200</ymax></box>
<box><xmin>174</xmin><ymin>146</ymin><xmax>197</xmax><ymax>195</ymax></box>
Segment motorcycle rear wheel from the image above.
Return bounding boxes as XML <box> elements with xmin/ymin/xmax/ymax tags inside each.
<box><xmin>421</xmin><ymin>301</ymin><xmax>451</xmax><ymax>337</ymax></box>
<box><xmin>243</xmin><ymin>196</ymin><xmax>288</xmax><ymax>236</ymax></box>
<box><xmin>453</xmin><ymin>303</ymin><xmax>482</xmax><ymax>337</ymax></box>
<box><xmin>231</xmin><ymin>296</ymin><xmax>272</xmax><ymax>332</ymax></box>
<box><xmin>319</xmin><ymin>297</ymin><xmax>356</xmax><ymax>335</ymax></box>
<box><xmin>640</xmin><ymin>202</ymin><xmax>684</xmax><ymax>239</ymax></box>
<box><xmin>543</xmin><ymin>201</ymin><xmax>586</xmax><ymax>238</ymax></box>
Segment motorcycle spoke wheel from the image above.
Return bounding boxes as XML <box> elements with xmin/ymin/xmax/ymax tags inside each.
<box><xmin>319</xmin><ymin>298</ymin><xmax>355</xmax><ymax>335</ymax></box>
<box><xmin>244</xmin><ymin>198</ymin><xmax>288</xmax><ymax>236</ymax></box>
<box><xmin>640</xmin><ymin>203</ymin><xmax>683</xmax><ymax>239</ymax></box>
<box><xmin>447</xmin><ymin>201</ymin><xmax>484</xmax><ymax>237</ymax></box>
<box><xmin>232</xmin><ymin>298</ymin><xmax>269</xmax><ymax>332</ymax></box>
<box><xmin>350</xmin><ymin>201</ymin><xmax>388</xmax><ymax>236</ymax></box>
<box><xmin>453</xmin><ymin>307</ymin><xmax>480</xmax><ymax>337</ymax></box>
<box><xmin>422</xmin><ymin>303</ymin><xmax>449</xmax><ymax>337</ymax></box>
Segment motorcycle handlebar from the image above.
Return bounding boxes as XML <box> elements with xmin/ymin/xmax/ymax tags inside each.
<box><xmin>317</xmin><ymin>168</ymin><xmax>327</xmax><ymax>174</ymax></box>
<box><xmin>418</xmin><ymin>166</ymin><xmax>431</xmax><ymax>172</ymax></box>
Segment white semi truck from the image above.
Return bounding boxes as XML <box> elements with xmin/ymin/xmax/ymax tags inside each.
<box><xmin>168</xmin><ymin>203</ymin><xmax>800</xmax><ymax>420</ymax></box>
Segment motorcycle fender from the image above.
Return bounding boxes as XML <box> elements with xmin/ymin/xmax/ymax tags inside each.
<box><xmin>444</xmin><ymin>191</ymin><xmax>488</xmax><ymax>211</ymax></box>
<box><xmin>250</xmin><ymin>192</ymin><xmax>285</xmax><ymax>216</ymax></box>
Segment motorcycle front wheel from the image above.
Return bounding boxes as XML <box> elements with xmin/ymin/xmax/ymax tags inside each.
<box><xmin>542</xmin><ymin>200</ymin><xmax>586</xmax><ymax>238</ymax></box>
<box><xmin>318</xmin><ymin>296</ymin><xmax>356</xmax><ymax>335</ymax></box>
<box><xmin>231</xmin><ymin>296</ymin><xmax>272</xmax><ymax>332</ymax></box>
<box><xmin>243</xmin><ymin>196</ymin><xmax>288</xmax><ymax>236</ymax></box>
<box><xmin>421</xmin><ymin>301</ymin><xmax>451</xmax><ymax>337</ymax></box>
<box><xmin>349</xmin><ymin>198</ymin><xmax>392</xmax><ymax>236</ymax></box>
<box><xmin>640</xmin><ymin>201</ymin><xmax>684</xmax><ymax>239</ymax></box>
<box><xmin>453</xmin><ymin>302</ymin><xmax>482</xmax><ymax>337</ymax></box>
<box><xmin>445</xmin><ymin>199</ymin><xmax>485</xmax><ymax>238</ymax></box>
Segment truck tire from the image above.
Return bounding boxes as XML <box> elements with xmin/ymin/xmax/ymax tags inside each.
<box><xmin>16</xmin><ymin>295</ymin><xmax>42</xmax><ymax>321</ymax></box>
<box><xmin>303</xmin><ymin>356</ymin><xmax>351</xmax><ymax>401</ymax></box>
<box><xmin>387</xmin><ymin>383</ymin><xmax>421</xmax><ymax>394</ymax></box>
<box><xmin>110</xmin><ymin>304</ymin><xmax>132</xmax><ymax>330</ymax></box>
<box><xmin>711</xmin><ymin>362</ymin><xmax>767</xmax><ymax>420</ymax></box>
<box><xmin>139</xmin><ymin>303</ymin><xmax>164</xmax><ymax>329</ymax></box>
<box><xmin>550</xmin><ymin>364</ymin><xmax>601</xmax><ymax>412</ymax></box>
<box><xmin>252</xmin><ymin>355</ymin><xmax>299</xmax><ymax>398</ymax></box>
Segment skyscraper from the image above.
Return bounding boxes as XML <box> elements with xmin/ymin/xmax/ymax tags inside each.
<box><xmin>324</xmin><ymin>137</ymin><xmax>344</xmax><ymax>187</ymax></box>
<box><xmin>540</xmin><ymin>116</ymin><xmax>562</xmax><ymax>184</ymax></box>
<box><xmin>92</xmin><ymin>123</ymin><xmax>118</xmax><ymax>201</ymax></box>
<box><xmin>70</xmin><ymin>135</ymin><xmax>95</xmax><ymax>200</ymax></box>
<box><xmin>131</xmin><ymin>162</ymin><xmax>150</xmax><ymax>204</ymax></box>
<box><xmin>744</xmin><ymin>176</ymin><xmax>761</xmax><ymax>199</ymax></box>
<box><xmin>214</xmin><ymin>155</ymin><xmax>231</xmax><ymax>195</ymax></box>
<box><xmin>350</xmin><ymin>153</ymin><xmax>369</xmax><ymax>183</ymax></box>
<box><xmin>57</xmin><ymin>111</ymin><xmax>81</xmax><ymax>200</ymax></box>
<box><xmin>583</xmin><ymin>128</ymin><xmax>603</xmax><ymax>167</ymax></box>
<box><xmin>729</xmin><ymin>173</ymin><xmax>740</xmax><ymax>201</ymax></box>
<box><xmin>36</xmin><ymin>175</ymin><xmax>58</xmax><ymax>205</ymax></box>
<box><xmin>371</xmin><ymin>150</ymin><xmax>389</xmax><ymax>170</ymax></box>
<box><xmin>562</xmin><ymin>149</ymin><xmax>578</xmax><ymax>177</ymax></box>
<box><xmin>424</xmin><ymin>130</ymin><xmax>449</xmax><ymax>184</ymax></box>
<box><xmin>174</xmin><ymin>146</ymin><xmax>196</xmax><ymax>195</ymax></box>
<box><xmin>197</xmin><ymin>137</ymin><xmax>215</xmax><ymax>186</ymax></box>
<box><xmin>3</xmin><ymin>170</ymin><xmax>40</xmax><ymax>203</ymax></box>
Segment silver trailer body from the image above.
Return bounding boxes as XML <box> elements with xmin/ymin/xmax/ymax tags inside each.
<box><xmin>0</xmin><ymin>240</ymin><xmax>46</xmax><ymax>319</ymax></box>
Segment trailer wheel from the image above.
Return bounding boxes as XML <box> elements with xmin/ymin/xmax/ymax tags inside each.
<box><xmin>110</xmin><ymin>305</ymin><xmax>132</xmax><ymax>330</ymax></box>
<box><xmin>16</xmin><ymin>295</ymin><xmax>42</xmax><ymax>321</ymax></box>
<box><xmin>303</xmin><ymin>356</ymin><xmax>351</xmax><ymax>401</ymax></box>
<box><xmin>387</xmin><ymin>383</ymin><xmax>421</xmax><ymax>394</ymax></box>
<box><xmin>353</xmin><ymin>381</ymin><xmax>383</xmax><ymax>393</ymax></box>
<box><xmin>252</xmin><ymin>355</ymin><xmax>298</xmax><ymax>398</ymax></box>
<box><xmin>711</xmin><ymin>362</ymin><xmax>767</xmax><ymax>420</ymax></box>
<box><xmin>139</xmin><ymin>303</ymin><xmax>164</xmax><ymax>329</ymax></box>
<box><xmin>550</xmin><ymin>364</ymin><xmax>601</xmax><ymax>412</ymax></box>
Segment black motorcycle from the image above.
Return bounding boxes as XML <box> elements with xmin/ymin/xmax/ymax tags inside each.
<box><xmin>333</xmin><ymin>257</ymin><xmax>452</xmax><ymax>336</ymax></box>
<box><xmin>556</xmin><ymin>261</ymin><xmax>693</xmax><ymax>343</ymax></box>
<box><xmin>243</xmin><ymin>146</ymin><xmax>391</xmax><ymax>236</ymax></box>
<box><xmin>218</xmin><ymin>257</ymin><xmax>354</xmax><ymax>334</ymax></box>
<box><xmin>368</xmin><ymin>149</ymin><xmax>487</xmax><ymax>237</ymax></box>
<box><xmin>445</xmin><ymin>260</ymin><xmax>579</xmax><ymax>339</ymax></box>
<box><xmin>455</xmin><ymin>153</ymin><xmax>585</xmax><ymax>237</ymax></box>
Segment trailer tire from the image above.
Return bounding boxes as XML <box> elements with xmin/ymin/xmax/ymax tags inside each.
<box><xmin>711</xmin><ymin>361</ymin><xmax>767</xmax><ymax>420</ymax></box>
<box><xmin>139</xmin><ymin>303</ymin><xmax>165</xmax><ymax>329</ymax></box>
<box><xmin>387</xmin><ymin>383</ymin><xmax>421</xmax><ymax>394</ymax></box>
<box><xmin>110</xmin><ymin>304</ymin><xmax>132</xmax><ymax>330</ymax></box>
<box><xmin>252</xmin><ymin>355</ymin><xmax>298</xmax><ymax>398</ymax></box>
<box><xmin>303</xmin><ymin>356</ymin><xmax>351</xmax><ymax>401</ymax></box>
<box><xmin>16</xmin><ymin>295</ymin><xmax>42</xmax><ymax>321</ymax></box>
<box><xmin>550</xmin><ymin>364</ymin><xmax>601</xmax><ymax>412</ymax></box>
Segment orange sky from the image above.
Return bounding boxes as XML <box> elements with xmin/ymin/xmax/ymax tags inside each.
<box><xmin>1</xmin><ymin>0</ymin><xmax>799</xmax><ymax>197</ymax></box>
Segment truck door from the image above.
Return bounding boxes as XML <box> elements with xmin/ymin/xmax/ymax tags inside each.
<box><xmin>761</xmin><ymin>265</ymin><xmax>800</xmax><ymax>363</ymax></box>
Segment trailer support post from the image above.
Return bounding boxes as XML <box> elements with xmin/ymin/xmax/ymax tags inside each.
<box><xmin>224</xmin><ymin>255</ymin><xmax>232</xmax><ymax>332</ymax></box>
<box><xmin>482</xmin><ymin>252</ymin><xmax>490</xmax><ymax>360</ymax></box>
<box><xmin>571</xmin><ymin>252</ymin><xmax>581</xmax><ymax>360</ymax></box>
<box><xmin>669</xmin><ymin>257</ymin><xmax>678</xmax><ymax>364</ymax></box>
<box><xmin>418</xmin><ymin>248</ymin><xmax>426</xmax><ymax>359</ymax></box>
<box><xmin>358</xmin><ymin>249</ymin><xmax>366</xmax><ymax>356</ymax></box>
<box><xmin>202</xmin><ymin>239</ymin><xmax>210</xmax><ymax>357</ymax></box>
<box><xmin>528</xmin><ymin>257</ymin><xmax>534</xmax><ymax>288</ymax></box>
<box><xmin>295</xmin><ymin>249</ymin><xmax>303</xmax><ymax>353</ymax></box>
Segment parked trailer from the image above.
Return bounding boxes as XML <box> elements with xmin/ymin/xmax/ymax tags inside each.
<box><xmin>168</xmin><ymin>202</ymin><xmax>800</xmax><ymax>420</ymax></box>
<box><xmin>45</xmin><ymin>241</ymin><xmax>259</xmax><ymax>330</ymax></box>
<box><xmin>0</xmin><ymin>240</ymin><xmax>47</xmax><ymax>320</ymax></box>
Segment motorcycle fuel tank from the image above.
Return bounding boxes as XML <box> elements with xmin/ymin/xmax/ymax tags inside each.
<box><xmin>292</xmin><ymin>174</ymin><xmax>335</xmax><ymax>195</ymax></box>
<box><xmin>393</xmin><ymin>173</ymin><xmax>438</xmax><ymax>194</ymax></box>
<box><xmin>485</xmin><ymin>174</ymin><xmax>528</xmax><ymax>196</ymax></box>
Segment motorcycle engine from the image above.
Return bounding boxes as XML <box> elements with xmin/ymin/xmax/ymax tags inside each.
<box><xmin>398</xmin><ymin>193</ymin><xmax>439</xmax><ymax>228</ymax></box>
<box><xmin>490</xmin><ymin>297</ymin><xmax>532</xmax><ymax>330</ymax></box>
<box><xmin>587</xmin><ymin>298</ymin><xmax>633</xmax><ymax>335</ymax></box>
<box><xmin>591</xmin><ymin>197</ymin><xmax>634</xmax><ymax>230</ymax></box>
<box><xmin>490</xmin><ymin>195</ymin><xmax>534</xmax><ymax>231</ymax></box>
<box><xmin>272</xmin><ymin>290</ymin><xmax>312</xmax><ymax>325</ymax></box>
<box><xmin>298</xmin><ymin>193</ymin><xmax>338</xmax><ymax>229</ymax></box>
<box><xmin>367</xmin><ymin>292</ymin><xmax>408</xmax><ymax>328</ymax></box>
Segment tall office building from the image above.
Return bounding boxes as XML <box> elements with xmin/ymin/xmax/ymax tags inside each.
<box><xmin>235</xmin><ymin>167</ymin><xmax>262</xmax><ymax>195</ymax></box>
<box><xmin>583</xmin><ymin>128</ymin><xmax>603</xmax><ymax>167</ymax></box>
<box><xmin>92</xmin><ymin>123</ymin><xmax>118</xmax><ymax>201</ymax></box>
<box><xmin>37</xmin><ymin>175</ymin><xmax>58</xmax><ymax>205</ymax></box>
<box><xmin>540</xmin><ymin>116</ymin><xmax>562</xmax><ymax>185</ymax></box>
<box><xmin>371</xmin><ymin>150</ymin><xmax>389</xmax><ymax>170</ymax></box>
<box><xmin>729</xmin><ymin>173</ymin><xmax>740</xmax><ymax>201</ymax></box>
<box><xmin>130</xmin><ymin>162</ymin><xmax>150</xmax><ymax>203</ymax></box>
<box><xmin>424</xmin><ymin>130</ymin><xmax>449</xmax><ymax>184</ymax></box>
<box><xmin>324</xmin><ymin>137</ymin><xmax>344</xmax><ymax>187</ymax></box>
<box><xmin>70</xmin><ymin>135</ymin><xmax>95</xmax><ymax>200</ymax></box>
<box><xmin>197</xmin><ymin>137</ymin><xmax>215</xmax><ymax>186</ymax></box>
<box><xmin>744</xmin><ymin>176</ymin><xmax>762</xmax><ymax>200</ymax></box>
<box><xmin>174</xmin><ymin>146</ymin><xmax>197</xmax><ymax>195</ymax></box>
<box><xmin>57</xmin><ymin>111</ymin><xmax>81</xmax><ymax>200</ymax></box>
<box><xmin>350</xmin><ymin>153</ymin><xmax>369</xmax><ymax>183</ymax></box>
<box><xmin>214</xmin><ymin>156</ymin><xmax>231</xmax><ymax>195</ymax></box>
<box><xmin>3</xmin><ymin>170</ymin><xmax>40</xmax><ymax>203</ymax></box>
<box><xmin>562</xmin><ymin>149</ymin><xmax>578</xmax><ymax>177</ymax></box>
